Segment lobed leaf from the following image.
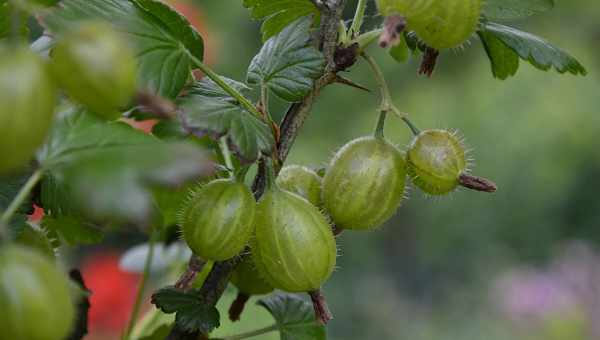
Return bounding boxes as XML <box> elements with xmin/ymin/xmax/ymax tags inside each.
<box><xmin>258</xmin><ymin>293</ymin><xmax>326</xmax><ymax>340</ymax></box>
<box><xmin>243</xmin><ymin>0</ymin><xmax>320</xmax><ymax>41</ymax></box>
<box><xmin>151</xmin><ymin>286</ymin><xmax>220</xmax><ymax>333</ymax></box>
<box><xmin>178</xmin><ymin>77</ymin><xmax>274</xmax><ymax>162</ymax></box>
<box><xmin>247</xmin><ymin>16</ymin><xmax>325</xmax><ymax>102</ymax></box>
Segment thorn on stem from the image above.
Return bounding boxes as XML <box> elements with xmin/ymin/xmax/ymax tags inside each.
<box><xmin>379</xmin><ymin>15</ymin><xmax>406</xmax><ymax>48</ymax></box>
<box><xmin>228</xmin><ymin>292</ymin><xmax>251</xmax><ymax>322</ymax></box>
<box><xmin>333</xmin><ymin>75</ymin><xmax>371</xmax><ymax>92</ymax></box>
<box><xmin>309</xmin><ymin>289</ymin><xmax>333</xmax><ymax>325</ymax></box>
<box><xmin>418</xmin><ymin>47</ymin><xmax>439</xmax><ymax>77</ymax></box>
<box><xmin>458</xmin><ymin>173</ymin><xmax>497</xmax><ymax>193</ymax></box>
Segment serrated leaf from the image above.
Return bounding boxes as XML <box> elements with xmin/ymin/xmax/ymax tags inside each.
<box><xmin>38</xmin><ymin>107</ymin><xmax>215</xmax><ymax>225</ymax></box>
<box><xmin>243</xmin><ymin>0</ymin><xmax>319</xmax><ymax>41</ymax></box>
<box><xmin>480</xmin><ymin>22</ymin><xmax>587</xmax><ymax>77</ymax></box>
<box><xmin>258</xmin><ymin>294</ymin><xmax>326</xmax><ymax>340</ymax></box>
<box><xmin>483</xmin><ymin>0</ymin><xmax>554</xmax><ymax>21</ymax></box>
<box><xmin>478</xmin><ymin>30</ymin><xmax>519</xmax><ymax>80</ymax></box>
<box><xmin>151</xmin><ymin>286</ymin><xmax>220</xmax><ymax>333</ymax></box>
<box><xmin>44</xmin><ymin>0</ymin><xmax>203</xmax><ymax>99</ymax></box>
<box><xmin>178</xmin><ymin>77</ymin><xmax>274</xmax><ymax>162</ymax></box>
<box><xmin>41</xmin><ymin>215</ymin><xmax>104</xmax><ymax>245</ymax></box>
<box><xmin>15</xmin><ymin>224</ymin><xmax>56</xmax><ymax>258</ymax></box>
<box><xmin>247</xmin><ymin>16</ymin><xmax>324</xmax><ymax>102</ymax></box>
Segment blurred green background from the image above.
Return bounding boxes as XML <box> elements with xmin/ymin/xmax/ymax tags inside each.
<box><xmin>79</xmin><ymin>1</ymin><xmax>600</xmax><ymax>339</ymax></box>
<box><xmin>204</xmin><ymin>1</ymin><xmax>600</xmax><ymax>339</ymax></box>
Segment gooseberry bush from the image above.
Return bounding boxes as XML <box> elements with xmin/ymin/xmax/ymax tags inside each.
<box><xmin>0</xmin><ymin>0</ymin><xmax>587</xmax><ymax>339</ymax></box>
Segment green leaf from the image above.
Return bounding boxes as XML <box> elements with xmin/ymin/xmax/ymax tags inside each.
<box><xmin>247</xmin><ymin>16</ymin><xmax>324</xmax><ymax>102</ymax></box>
<box><xmin>479</xmin><ymin>22</ymin><xmax>587</xmax><ymax>77</ymax></box>
<box><xmin>0</xmin><ymin>169</ymin><xmax>34</xmax><ymax>233</ymax></box>
<box><xmin>243</xmin><ymin>0</ymin><xmax>319</xmax><ymax>41</ymax></box>
<box><xmin>478</xmin><ymin>30</ymin><xmax>519</xmax><ymax>80</ymax></box>
<box><xmin>151</xmin><ymin>286</ymin><xmax>220</xmax><ymax>334</ymax></box>
<box><xmin>0</xmin><ymin>2</ymin><xmax>28</xmax><ymax>41</ymax></box>
<box><xmin>41</xmin><ymin>215</ymin><xmax>104</xmax><ymax>246</ymax></box>
<box><xmin>38</xmin><ymin>108</ymin><xmax>215</xmax><ymax>225</ymax></box>
<box><xmin>389</xmin><ymin>35</ymin><xmax>409</xmax><ymax>63</ymax></box>
<box><xmin>15</xmin><ymin>224</ymin><xmax>56</xmax><ymax>258</ymax></box>
<box><xmin>258</xmin><ymin>293</ymin><xmax>326</xmax><ymax>340</ymax></box>
<box><xmin>483</xmin><ymin>0</ymin><xmax>554</xmax><ymax>21</ymax></box>
<box><xmin>178</xmin><ymin>77</ymin><xmax>274</xmax><ymax>162</ymax></box>
<box><xmin>44</xmin><ymin>0</ymin><xmax>203</xmax><ymax>99</ymax></box>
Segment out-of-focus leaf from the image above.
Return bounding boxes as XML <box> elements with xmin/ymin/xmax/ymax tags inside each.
<box><xmin>258</xmin><ymin>293</ymin><xmax>326</xmax><ymax>340</ymax></box>
<box><xmin>44</xmin><ymin>0</ymin><xmax>203</xmax><ymax>99</ymax></box>
<box><xmin>483</xmin><ymin>0</ymin><xmax>554</xmax><ymax>21</ymax></box>
<box><xmin>389</xmin><ymin>35</ymin><xmax>409</xmax><ymax>63</ymax></box>
<box><xmin>41</xmin><ymin>215</ymin><xmax>104</xmax><ymax>246</ymax></box>
<box><xmin>38</xmin><ymin>107</ymin><xmax>215</xmax><ymax>225</ymax></box>
<box><xmin>247</xmin><ymin>16</ymin><xmax>324</xmax><ymax>102</ymax></box>
<box><xmin>243</xmin><ymin>0</ymin><xmax>319</xmax><ymax>41</ymax></box>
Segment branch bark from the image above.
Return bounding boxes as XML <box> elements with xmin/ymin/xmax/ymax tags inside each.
<box><xmin>167</xmin><ymin>2</ymin><xmax>348</xmax><ymax>338</ymax></box>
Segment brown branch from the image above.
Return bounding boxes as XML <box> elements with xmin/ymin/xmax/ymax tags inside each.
<box><xmin>167</xmin><ymin>2</ymin><xmax>349</xmax><ymax>338</ymax></box>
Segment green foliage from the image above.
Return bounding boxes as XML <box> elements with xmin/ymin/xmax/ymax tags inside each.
<box><xmin>45</xmin><ymin>0</ymin><xmax>203</xmax><ymax>99</ymax></box>
<box><xmin>247</xmin><ymin>16</ymin><xmax>325</xmax><ymax>102</ymax></box>
<box><xmin>38</xmin><ymin>108</ymin><xmax>214</xmax><ymax>226</ymax></box>
<box><xmin>0</xmin><ymin>170</ymin><xmax>33</xmax><ymax>233</ymax></box>
<box><xmin>151</xmin><ymin>286</ymin><xmax>220</xmax><ymax>334</ymax></box>
<box><xmin>41</xmin><ymin>215</ymin><xmax>104</xmax><ymax>246</ymax></box>
<box><xmin>482</xmin><ymin>0</ymin><xmax>554</xmax><ymax>20</ymax></box>
<box><xmin>178</xmin><ymin>77</ymin><xmax>274</xmax><ymax>162</ymax></box>
<box><xmin>479</xmin><ymin>21</ymin><xmax>587</xmax><ymax>78</ymax></box>
<box><xmin>258</xmin><ymin>294</ymin><xmax>326</xmax><ymax>340</ymax></box>
<box><xmin>243</xmin><ymin>0</ymin><xmax>320</xmax><ymax>41</ymax></box>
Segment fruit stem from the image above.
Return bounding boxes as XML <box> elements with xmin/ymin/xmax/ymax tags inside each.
<box><xmin>124</xmin><ymin>227</ymin><xmax>159</xmax><ymax>340</ymax></box>
<box><xmin>349</xmin><ymin>0</ymin><xmax>368</xmax><ymax>38</ymax></box>
<box><xmin>401</xmin><ymin>117</ymin><xmax>421</xmax><ymax>136</ymax></box>
<box><xmin>374</xmin><ymin>110</ymin><xmax>387</xmax><ymax>139</ymax></box>
<box><xmin>175</xmin><ymin>256</ymin><xmax>207</xmax><ymax>291</ymax></box>
<box><xmin>0</xmin><ymin>169</ymin><xmax>43</xmax><ymax>240</ymax></box>
<box><xmin>187</xmin><ymin>53</ymin><xmax>262</xmax><ymax>118</ymax></box>
<box><xmin>263</xmin><ymin>158</ymin><xmax>277</xmax><ymax>191</ymax></box>
<box><xmin>219</xmin><ymin>137</ymin><xmax>235</xmax><ymax>179</ymax></box>
<box><xmin>309</xmin><ymin>289</ymin><xmax>333</xmax><ymax>324</ymax></box>
<box><xmin>213</xmin><ymin>324</ymin><xmax>279</xmax><ymax>340</ymax></box>
<box><xmin>228</xmin><ymin>292</ymin><xmax>251</xmax><ymax>322</ymax></box>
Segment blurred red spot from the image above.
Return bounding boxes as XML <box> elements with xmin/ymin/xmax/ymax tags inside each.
<box><xmin>81</xmin><ymin>252</ymin><xmax>141</xmax><ymax>334</ymax></box>
<box><xmin>28</xmin><ymin>204</ymin><xmax>44</xmax><ymax>222</ymax></box>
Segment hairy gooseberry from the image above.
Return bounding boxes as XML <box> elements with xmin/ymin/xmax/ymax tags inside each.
<box><xmin>0</xmin><ymin>245</ymin><xmax>75</xmax><ymax>340</ymax></box>
<box><xmin>407</xmin><ymin>129</ymin><xmax>466</xmax><ymax>195</ymax></box>
<box><xmin>0</xmin><ymin>47</ymin><xmax>56</xmax><ymax>174</ymax></box>
<box><xmin>276</xmin><ymin>165</ymin><xmax>322</xmax><ymax>207</ymax></box>
<box><xmin>180</xmin><ymin>179</ymin><xmax>256</xmax><ymax>261</ymax></box>
<box><xmin>376</xmin><ymin>0</ymin><xmax>482</xmax><ymax>49</ymax></box>
<box><xmin>322</xmin><ymin>136</ymin><xmax>407</xmax><ymax>230</ymax></box>
<box><xmin>252</xmin><ymin>188</ymin><xmax>337</xmax><ymax>293</ymax></box>
<box><xmin>51</xmin><ymin>21</ymin><xmax>137</xmax><ymax>120</ymax></box>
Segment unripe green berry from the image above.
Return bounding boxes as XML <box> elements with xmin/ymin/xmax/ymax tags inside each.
<box><xmin>376</xmin><ymin>0</ymin><xmax>482</xmax><ymax>49</ymax></box>
<box><xmin>0</xmin><ymin>47</ymin><xmax>56</xmax><ymax>174</ymax></box>
<box><xmin>252</xmin><ymin>188</ymin><xmax>337</xmax><ymax>293</ymax></box>
<box><xmin>180</xmin><ymin>179</ymin><xmax>256</xmax><ymax>261</ymax></box>
<box><xmin>407</xmin><ymin>129</ymin><xmax>466</xmax><ymax>195</ymax></box>
<box><xmin>230</xmin><ymin>256</ymin><xmax>273</xmax><ymax>296</ymax></box>
<box><xmin>51</xmin><ymin>21</ymin><xmax>137</xmax><ymax>120</ymax></box>
<box><xmin>322</xmin><ymin>137</ymin><xmax>407</xmax><ymax>230</ymax></box>
<box><xmin>0</xmin><ymin>245</ymin><xmax>75</xmax><ymax>340</ymax></box>
<box><xmin>276</xmin><ymin>165</ymin><xmax>322</xmax><ymax>207</ymax></box>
